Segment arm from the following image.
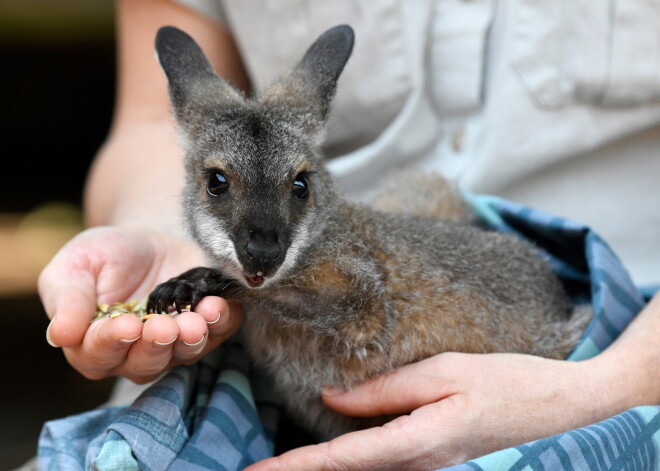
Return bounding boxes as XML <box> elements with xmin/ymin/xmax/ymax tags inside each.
<box><xmin>246</xmin><ymin>293</ymin><xmax>660</xmax><ymax>470</ymax></box>
<box><xmin>39</xmin><ymin>0</ymin><xmax>249</xmax><ymax>383</ymax></box>
<box><xmin>86</xmin><ymin>0</ymin><xmax>250</xmax><ymax>229</ymax></box>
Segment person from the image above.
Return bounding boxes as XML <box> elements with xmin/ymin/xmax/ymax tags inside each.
<box><xmin>39</xmin><ymin>0</ymin><xmax>660</xmax><ymax>469</ymax></box>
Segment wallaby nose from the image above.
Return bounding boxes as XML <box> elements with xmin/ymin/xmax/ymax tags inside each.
<box><xmin>244</xmin><ymin>230</ymin><xmax>281</xmax><ymax>263</ymax></box>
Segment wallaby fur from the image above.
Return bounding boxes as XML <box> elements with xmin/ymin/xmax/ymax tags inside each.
<box><xmin>148</xmin><ymin>25</ymin><xmax>591</xmax><ymax>441</ymax></box>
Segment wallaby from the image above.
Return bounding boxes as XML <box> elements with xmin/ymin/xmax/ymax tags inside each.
<box><xmin>148</xmin><ymin>25</ymin><xmax>590</xmax><ymax>441</ymax></box>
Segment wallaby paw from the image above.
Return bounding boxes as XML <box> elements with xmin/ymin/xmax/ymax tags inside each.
<box><xmin>147</xmin><ymin>267</ymin><xmax>239</xmax><ymax>314</ymax></box>
<box><xmin>147</xmin><ymin>277</ymin><xmax>205</xmax><ymax>314</ymax></box>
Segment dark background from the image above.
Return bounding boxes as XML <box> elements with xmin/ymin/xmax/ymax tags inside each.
<box><xmin>1</xmin><ymin>2</ymin><xmax>118</xmax><ymax>468</ymax></box>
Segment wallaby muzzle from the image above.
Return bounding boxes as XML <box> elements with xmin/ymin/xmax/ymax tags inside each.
<box><xmin>236</xmin><ymin>226</ymin><xmax>287</xmax><ymax>286</ymax></box>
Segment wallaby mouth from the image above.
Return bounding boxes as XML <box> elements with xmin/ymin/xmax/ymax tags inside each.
<box><xmin>245</xmin><ymin>272</ymin><xmax>265</xmax><ymax>288</ymax></box>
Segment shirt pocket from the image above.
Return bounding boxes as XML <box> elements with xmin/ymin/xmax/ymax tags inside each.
<box><xmin>513</xmin><ymin>0</ymin><xmax>660</xmax><ymax>108</ymax></box>
<box><xmin>427</xmin><ymin>0</ymin><xmax>495</xmax><ymax>117</ymax></box>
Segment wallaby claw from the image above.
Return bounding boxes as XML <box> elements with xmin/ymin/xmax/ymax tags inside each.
<box><xmin>147</xmin><ymin>277</ymin><xmax>200</xmax><ymax>314</ymax></box>
<box><xmin>147</xmin><ymin>267</ymin><xmax>241</xmax><ymax>314</ymax></box>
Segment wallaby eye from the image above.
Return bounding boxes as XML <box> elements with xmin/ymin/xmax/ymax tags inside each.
<box><xmin>292</xmin><ymin>173</ymin><xmax>309</xmax><ymax>199</ymax></box>
<box><xmin>207</xmin><ymin>171</ymin><xmax>229</xmax><ymax>196</ymax></box>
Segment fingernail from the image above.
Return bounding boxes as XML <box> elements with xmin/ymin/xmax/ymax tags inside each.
<box><xmin>46</xmin><ymin>319</ymin><xmax>59</xmax><ymax>348</ymax></box>
<box><xmin>118</xmin><ymin>335</ymin><xmax>142</xmax><ymax>344</ymax></box>
<box><xmin>321</xmin><ymin>386</ymin><xmax>343</xmax><ymax>397</ymax></box>
<box><xmin>154</xmin><ymin>337</ymin><xmax>177</xmax><ymax>346</ymax></box>
<box><xmin>183</xmin><ymin>334</ymin><xmax>206</xmax><ymax>347</ymax></box>
<box><xmin>207</xmin><ymin>311</ymin><xmax>222</xmax><ymax>325</ymax></box>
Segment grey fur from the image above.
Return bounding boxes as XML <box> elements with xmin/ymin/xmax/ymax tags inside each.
<box><xmin>151</xmin><ymin>25</ymin><xmax>591</xmax><ymax>441</ymax></box>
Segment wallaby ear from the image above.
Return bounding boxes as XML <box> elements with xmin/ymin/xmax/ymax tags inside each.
<box><xmin>155</xmin><ymin>26</ymin><xmax>243</xmax><ymax>126</ymax></box>
<box><xmin>295</xmin><ymin>24</ymin><xmax>355</xmax><ymax>109</ymax></box>
<box><xmin>262</xmin><ymin>25</ymin><xmax>354</xmax><ymax>131</ymax></box>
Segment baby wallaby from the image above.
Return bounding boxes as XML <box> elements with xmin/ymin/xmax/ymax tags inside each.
<box><xmin>149</xmin><ymin>25</ymin><xmax>589</xmax><ymax>440</ymax></box>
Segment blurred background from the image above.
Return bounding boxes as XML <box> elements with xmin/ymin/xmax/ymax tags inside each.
<box><xmin>1</xmin><ymin>1</ymin><xmax>118</xmax><ymax>468</ymax></box>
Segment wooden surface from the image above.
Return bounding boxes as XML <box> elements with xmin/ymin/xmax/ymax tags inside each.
<box><xmin>0</xmin><ymin>207</ymin><xmax>83</xmax><ymax>297</ymax></box>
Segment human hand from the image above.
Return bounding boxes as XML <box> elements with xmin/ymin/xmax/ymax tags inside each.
<box><xmin>39</xmin><ymin>226</ymin><xmax>244</xmax><ymax>383</ymax></box>
<box><xmin>247</xmin><ymin>351</ymin><xmax>635</xmax><ymax>471</ymax></box>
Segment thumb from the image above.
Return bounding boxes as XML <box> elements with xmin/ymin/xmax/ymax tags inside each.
<box><xmin>38</xmin><ymin>242</ymin><xmax>99</xmax><ymax>348</ymax></box>
<box><xmin>40</xmin><ymin>275</ymin><xmax>98</xmax><ymax>348</ymax></box>
<box><xmin>322</xmin><ymin>354</ymin><xmax>458</xmax><ymax>417</ymax></box>
<box><xmin>38</xmin><ymin>226</ymin><xmax>153</xmax><ymax>348</ymax></box>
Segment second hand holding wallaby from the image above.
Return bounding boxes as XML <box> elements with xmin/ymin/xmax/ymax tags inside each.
<box><xmin>147</xmin><ymin>25</ymin><xmax>590</xmax><ymax>440</ymax></box>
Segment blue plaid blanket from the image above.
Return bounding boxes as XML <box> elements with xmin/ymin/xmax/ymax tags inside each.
<box><xmin>38</xmin><ymin>195</ymin><xmax>660</xmax><ymax>471</ymax></box>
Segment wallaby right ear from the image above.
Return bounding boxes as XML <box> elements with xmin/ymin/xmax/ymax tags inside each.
<box><xmin>155</xmin><ymin>26</ymin><xmax>243</xmax><ymax>126</ymax></box>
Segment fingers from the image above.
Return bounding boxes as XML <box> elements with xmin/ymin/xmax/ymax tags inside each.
<box><xmin>119</xmin><ymin>313</ymin><xmax>181</xmax><ymax>382</ymax></box>
<box><xmin>172</xmin><ymin>311</ymin><xmax>208</xmax><ymax>356</ymax></box>
<box><xmin>172</xmin><ymin>297</ymin><xmax>244</xmax><ymax>363</ymax></box>
<box><xmin>322</xmin><ymin>353</ymin><xmax>461</xmax><ymax>417</ymax></box>
<box><xmin>57</xmin><ymin>296</ymin><xmax>244</xmax><ymax>383</ymax></box>
<box><xmin>41</xmin><ymin>233</ymin><xmax>244</xmax><ymax>381</ymax></box>
<box><xmin>244</xmin><ymin>357</ymin><xmax>465</xmax><ymax>471</ymax></box>
<box><xmin>38</xmin><ymin>226</ymin><xmax>247</xmax><ymax>382</ymax></box>
<box><xmin>194</xmin><ymin>296</ymin><xmax>244</xmax><ymax>341</ymax></box>
<box><xmin>40</xmin><ymin>271</ymin><xmax>98</xmax><ymax>348</ymax></box>
<box><xmin>70</xmin><ymin>310</ymin><xmax>202</xmax><ymax>383</ymax></box>
<box><xmin>38</xmin><ymin>226</ymin><xmax>152</xmax><ymax>348</ymax></box>
<box><xmin>116</xmin><ymin>297</ymin><xmax>243</xmax><ymax>382</ymax></box>
<box><xmin>65</xmin><ymin>313</ymin><xmax>145</xmax><ymax>379</ymax></box>
<box><xmin>244</xmin><ymin>407</ymin><xmax>451</xmax><ymax>471</ymax></box>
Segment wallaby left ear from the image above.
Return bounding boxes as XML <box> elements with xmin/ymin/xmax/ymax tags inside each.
<box><xmin>262</xmin><ymin>25</ymin><xmax>354</xmax><ymax>128</ymax></box>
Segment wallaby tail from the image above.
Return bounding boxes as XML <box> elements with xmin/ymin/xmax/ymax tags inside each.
<box><xmin>563</xmin><ymin>304</ymin><xmax>595</xmax><ymax>356</ymax></box>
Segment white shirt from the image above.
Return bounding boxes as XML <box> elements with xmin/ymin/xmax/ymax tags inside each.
<box><xmin>176</xmin><ymin>0</ymin><xmax>660</xmax><ymax>286</ymax></box>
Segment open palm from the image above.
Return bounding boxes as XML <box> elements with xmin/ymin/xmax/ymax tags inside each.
<box><xmin>39</xmin><ymin>226</ymin><xmax>243</xmax><ymax>383</ymax></box>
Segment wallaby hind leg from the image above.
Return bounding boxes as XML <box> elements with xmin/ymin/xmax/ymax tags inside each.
<box><xmin>534</xmin><ymin>304</ymin><xmax>594</xmax><ymax>359</ymax></box>
<box><xmin>368</xmin><ymin>170</ymin><xmax>476</xmax><ymax>224</ymax></box>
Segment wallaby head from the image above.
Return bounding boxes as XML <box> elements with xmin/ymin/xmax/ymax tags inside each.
<box><xmin>155</xmin><ymin>25</ymin><xmax>355</xmax><ymax>288</ymax></box>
